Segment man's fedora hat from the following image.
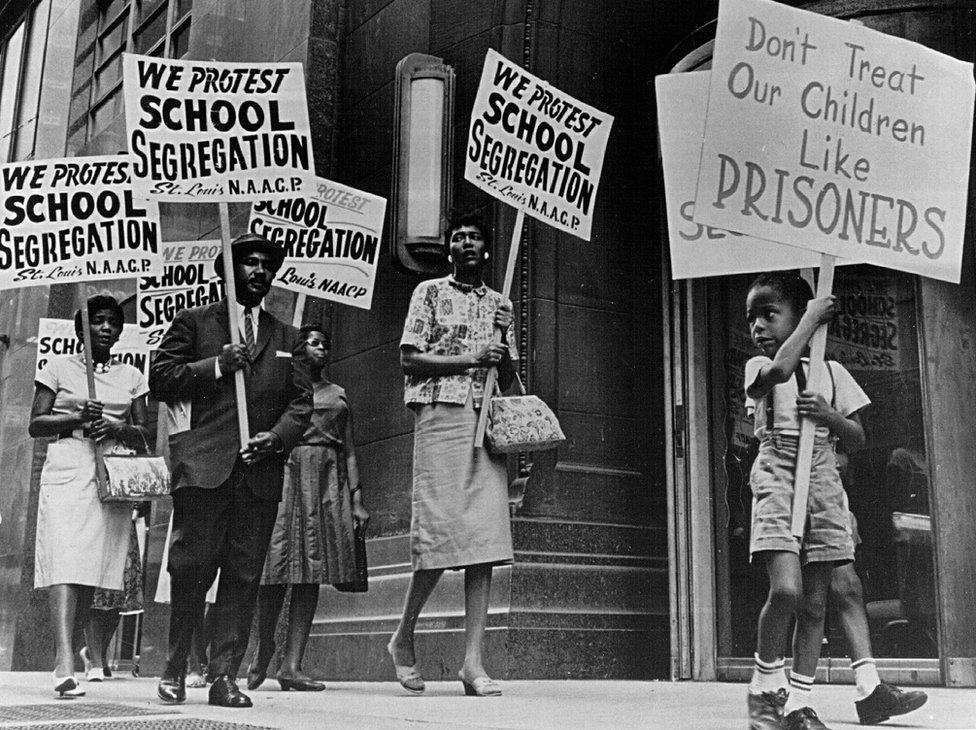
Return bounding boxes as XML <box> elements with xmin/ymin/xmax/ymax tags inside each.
<box><xmin>214</xmin><ymin>233</ymin><xmax>286</xmax><ymax>278</ymax></box>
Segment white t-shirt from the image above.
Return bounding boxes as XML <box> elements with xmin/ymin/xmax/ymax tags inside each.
<box><xmin>744</xmin><ymin>356</ymin><xmax>870</xmax><ymax>438</ymax></box>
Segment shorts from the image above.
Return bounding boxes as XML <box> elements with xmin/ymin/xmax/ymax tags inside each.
<box><xmin>749</xmin><ymin>433</ymin><xmax>854</xmax><ymax>565</ymax></box>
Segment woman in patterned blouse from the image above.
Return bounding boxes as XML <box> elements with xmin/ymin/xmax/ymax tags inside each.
<box><xmin>388</xmin><ymin>212</ymin><xmax>518</xmax><ymax>697</ymax></box>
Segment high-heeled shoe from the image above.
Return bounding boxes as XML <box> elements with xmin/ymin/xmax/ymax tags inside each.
<box><xmin>386</xmin><ymin>636</ymin><xmax>424</xmax><ymax>695</ymax></box>
<box><xmin>277</xmin><ymin>675</ymin><xmax>325</xmax><ymax>692</ymax></box>
<box><xmin>85</xmin><ymin>666</ymin><xmax>104</xmax><ymax>682</ymax></box>
<box><xmin>246</xmin><ymin>643</ymin><xmax>274</xmax><ymax>691</ymax></box>
<box><xmin>458</xmin><ymin>671</ymin><xmax>501</xmax><ymax>697</ymax></box>
<box><xmin>53</xmin><ymin>674</ymin><xmax>85</xmax><ymax>698</ymax></box>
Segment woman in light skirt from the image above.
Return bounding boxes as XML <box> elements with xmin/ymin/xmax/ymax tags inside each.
<box><xmin>390</xmin><ymin>212</ymin><xmax>517</xmax><ymax>697</ymax></box>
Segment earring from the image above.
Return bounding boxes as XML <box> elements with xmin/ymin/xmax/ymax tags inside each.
<box><xmin>447</xmin><ymin>254</ymin><xmax>454</xmax><ymax>263</ymax></box>
<box><xmin>483</xmin><ymin>252</ymin><xmax>490</xmax><ymax>260</ymax></box>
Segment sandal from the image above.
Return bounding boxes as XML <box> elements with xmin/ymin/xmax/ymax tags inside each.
<box><xmin>458</xmin><ymin>671</ymin><xmax>501</xmax><ymax>697</ymax></box>
<box><xmin>386</xmin><ymin>636</ymin><xmax>424</xmax><ymax>694</ymax></box>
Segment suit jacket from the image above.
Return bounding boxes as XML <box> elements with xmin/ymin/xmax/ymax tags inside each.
<box><xmin>149</xmin><ymin>299</ymin><xmax>312</xmax><ymax>501</ymax></box>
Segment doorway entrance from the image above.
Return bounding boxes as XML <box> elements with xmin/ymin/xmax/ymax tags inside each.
<box><xmin>666</xmin><ymin>266</ymin><xmax>941</xmax><ymax>685</ymax></box>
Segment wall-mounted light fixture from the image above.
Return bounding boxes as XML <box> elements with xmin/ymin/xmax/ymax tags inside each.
<box><xmin>390</xmin><ymin>53</ymin><xmax>455</xmax><ymax>275</ymax></box>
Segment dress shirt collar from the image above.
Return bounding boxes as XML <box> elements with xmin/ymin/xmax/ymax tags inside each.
<box><xmin>234</xmin><ymin>300</ymin><xmax>265</xmax><ymax>336</ymax></box>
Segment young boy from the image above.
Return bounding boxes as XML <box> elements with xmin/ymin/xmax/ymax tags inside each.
<box><xmin>743</xmin><ymin>272</ymin><xmax>869</xmax><ymax>730</ymax></box>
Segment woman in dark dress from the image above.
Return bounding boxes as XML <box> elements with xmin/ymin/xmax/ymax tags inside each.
<box><xmin>246</xmin><ymin>326</ymin><xmax>369</xmax><ymax>691</ymax></box>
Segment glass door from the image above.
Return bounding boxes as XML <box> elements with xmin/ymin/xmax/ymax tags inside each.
<box><xmin>706</xmin><ymin>265</ymin><xmax>940</xmax><ymax>683</ymax></box>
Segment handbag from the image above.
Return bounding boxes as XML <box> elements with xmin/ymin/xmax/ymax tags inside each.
<box><xmin>333</xmin><ymin>519</ymin><xmax>368</xmax><ymax>593</ymax></box>
<box><xmin>486</xmin><ymin>373</ymin><xmax>565</xmax><ymax>453</ymax></box>
<box><xmin>98</xmin><ymin>430</ymin><xmax>171</xmax><ymax>503</ymax></box>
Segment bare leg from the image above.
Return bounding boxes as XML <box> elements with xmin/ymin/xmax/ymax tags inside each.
<box><xmin>756</xmin><ymin>552</ymin><xmax>802</xmax><ymax>663</ymax></box>
<box><xmin>85</xmin><ymin>609</ymin><xmax>120</xmax><ymax>671</ymax></box>
<box><xmin>279</xmin><ymin>584</ymin><xmax>319</xmax><ymax>678</ymax></box>
<box><xmin>829</xmin><ymin>562</ymin><xmax>872</xmax><ymax>661</ymax></box>
<box><xmin>391</xmin><ymin>568</ymin><xmax>444</xmax><ymax>666</ymax></box>
<box><xmin>792</xmin><ymin>562</ymin><xmax>834</xmax><ymax>677</ymax></box>
<box><xmin>459</xmin><ymin>563</ymin><xmax>493</xmax><ymax>680</ymax></box>
<box><xmin>50</xmin><ymin>584</ymin><xmax>93</xmax><ymax>677</ymax></box>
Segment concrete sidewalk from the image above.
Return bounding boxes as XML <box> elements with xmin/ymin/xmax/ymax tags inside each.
<box><xmin>0</xmin><ymin>672</ymin><xmax>973</xmax><ymax>729</ymax></box>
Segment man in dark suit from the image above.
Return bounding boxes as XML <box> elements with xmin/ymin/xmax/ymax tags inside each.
<box><xmin>150</xmin><ymin>233</ymin><xmax>312</xmax><ymax>708</ymax></box>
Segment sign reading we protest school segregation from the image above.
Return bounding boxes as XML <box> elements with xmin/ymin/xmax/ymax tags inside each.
<box><xmin>36</xmin><ymin>318</ymin><xmax>151</xmax><ymax>378</ymax></box>
<box><xmin>122</xmin><ymin>54</ymin><xmax>315</xmax><ymax>202</ymax></box>
<box><xmin>657</xmin><ymin>71</ymin><xmax>849</xmax><ymax>278</ymax></box>
<box><xmin>249</xmin><ymin>178</ymin><xmax>387</xmax><ymax>309</ymax></box>
<box><xmin>465</xmin><ymin>49</ymin><xmax>613</xmax><ymax>240</ymax></box>
<box><xmin>0</xmin><ymin>156</ymin><xmax>162</xmax><ymax>290</ymax></box>
<box><xmin>137</xmin><ymin>240</ymin><xmax>224</xmax><ymax>348</ymax></box>
<box><xmin>694</xmin><ymin>0</ymin><xmax>974</xmax><ymax>283</ymax></box>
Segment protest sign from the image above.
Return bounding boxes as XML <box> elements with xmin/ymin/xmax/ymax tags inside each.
<box><xmin>138</xmin><ymin>239</ymin><xmax>224</xmax><ymax>348</ymax></box>
<box><xmin>694</xmin><ymin>0</ymin><xmax>974</xmax><ymax>283</ymax></box>
<box><xmin>36</xmin><ymin>318</ymin><xmax>151</xmax><ymax>378</ymax></box>
<box><xmin>656</xmin><ymin>71</ymin><xmax>860</xmax><ymax>278</ymax></box>
<box><xmin>0</xmin><ymin>155</ymin><xmax>162</xmax><ymax>290</ymax></box>
<box><xmin>122</xmin><ymin>54</ymin><xmax>315</xmax><ymax>202</ymax></box>
<box><xmin>249</xmin><ymin>177</ymin><xmax>387</xmax><ymax>309</ymax></box>
<box><xmin>464</xmin><ymin>48</ymin><xmax>613</xmax><ymax>240</ymax></box>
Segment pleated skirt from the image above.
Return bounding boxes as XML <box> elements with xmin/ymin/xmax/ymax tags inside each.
<box><xmin>261</xmin><ymin>443</ymin><xmax>358</xmax><ymax>585</ymax></box>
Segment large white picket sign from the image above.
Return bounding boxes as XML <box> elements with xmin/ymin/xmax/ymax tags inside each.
<box><xmin>122</xmin><ymin>54</ymin><xmax>315</xmax><ymax>202</ymax></box>
<box><xmin>248</xmin><ymin>177</ymin><xmax>387</xmax><ymax>309</ymax></box>
<box><xmin>465</xmin><ymin>49</ymin><xmax>613</xmax><ymax>240</ymax></box>
<box><xmin>0</xmin><ymin>156</ymin><xmax>162</xmax><ymax>290</ymax></box>
<box><xmin>657</xmin><ymin>72</ymin><xmax>860</xmax><ymax>278</ymax></box>
<box><xmin>137</xmin><ymin>240</ymin><xmax>224</xmax><ymax>348</ymax></box>
<box><xmin>694</xmin><ymin>0</ymin><xmax>974</xmax><ymax>283</ymax></box>
<box><xmin>36</xmin><ymin>318</ymin><xmax>151</xmax><ymax>378</ymax></box>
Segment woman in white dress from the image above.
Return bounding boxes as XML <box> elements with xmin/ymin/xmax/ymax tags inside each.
<box><xmin>29</xmin><ymin>295</ymin><xmax>150</xmax><ymax>697</ymax></box>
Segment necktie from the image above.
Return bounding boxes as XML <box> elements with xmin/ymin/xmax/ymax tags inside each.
<box><xmin>244</xmin><ymin>307</ymin><xmax>256</xmax><ymax>357</ymax></box>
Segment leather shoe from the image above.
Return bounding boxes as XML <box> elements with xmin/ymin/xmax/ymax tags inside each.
<box><xmin>208</xmin><ymin>674</ymin><xmax>253</xmax><ymax>708</ymax></box>
<box><xmin>157</xmin><ymin>673</ymin><xmax>186</xmax><ymax>704</ymax></box>
<box><xmin>277</xmin><ymin>675</ymin><xmax>325</xmax><ymax>691</ymax></box>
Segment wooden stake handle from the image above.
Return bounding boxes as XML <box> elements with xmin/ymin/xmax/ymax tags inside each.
<box><xmin>218</xmin><ymin>203</ymin><xmax>250</xmax><ymax>448</ymax></box>
<box><xmin>292</xmin><ymin>292</ymin><xmax>307</xmax><ymax>328</ymax></box>
<box><xmin>474</xmin><ymin>208</ymin><xmax>524</xmax><ymax>448</ymax></box>
<box><xmin>790</xmin><ymin>253</ymin><xmax>836</xmax><ymax>538</ymax></box>
<box><xmin>79</xmin><ymin>295</ymin><xmax>108</xmax><ymax>487</ymax></box>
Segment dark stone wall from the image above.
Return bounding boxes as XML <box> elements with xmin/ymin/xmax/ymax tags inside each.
<box><xmin>321</xmin><ymin>0</ymin><xmax>669</xmax><ymax>679</ymax></box>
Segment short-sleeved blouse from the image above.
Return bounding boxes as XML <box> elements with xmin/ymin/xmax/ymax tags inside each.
<box><xmin>35</xmin><ymin>354</ymin><xmax>149</xmax><ymax>428</ymax></box>
<box><xmin>399</xmin><ymin>276</ymin><xmax>518</xmax><ymax>407</ymax></box>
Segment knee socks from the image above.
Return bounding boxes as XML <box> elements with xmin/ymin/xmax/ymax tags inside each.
<box><xmin>749</xmin><ymin>654</ymin><xmax>787</xmax><ymax>694</ymax></box>
<box><xmin>851</xmin><ymin>657</ymin><xmax>881</xmax><ymax>699</ymax></box>
<box><xmin>783</xmin><ymin>670</ymin><xmax>815</xmax><ymax>715</ymax></box>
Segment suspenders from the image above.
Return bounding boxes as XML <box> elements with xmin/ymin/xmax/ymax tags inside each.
<box><xmin>763</xmin><ymin>360</ymin><xmax>835</xmax><ymax>434</ymax></box>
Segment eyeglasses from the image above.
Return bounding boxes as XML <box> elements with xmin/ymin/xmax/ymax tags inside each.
<box><xmin>450</xmin><ymin>230</ymin><xmax>484</xmax><ymax>243</ymax></box>
<box><xmin>305</xmin><ymin>340</ymin><xmax>329</xmax><ymax>349</ymax></box>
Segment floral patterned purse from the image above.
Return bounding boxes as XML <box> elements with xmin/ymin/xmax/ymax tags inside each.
<box><xmin>98</xmin><ymin>430</ymin><xmax>171</xmax><ymax>503</ymax></box>
<box><xmin>486</xmin><ymin>374</ymin><xmax>565</xmax><ymax>453</ymax></box>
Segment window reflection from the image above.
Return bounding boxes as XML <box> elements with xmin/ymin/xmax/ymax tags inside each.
<box><xmin>0</xmin><ymin>21</ymin><xmax>26</xmax><ymax>164</ymax></box>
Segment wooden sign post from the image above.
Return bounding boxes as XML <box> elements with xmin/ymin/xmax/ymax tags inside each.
<box><xmin>292</xmin><ymin>293</ymin><xmax>307</xmax><ymax>328</ymax></box>
<box><xmin>790</xmin><ymin>254</ymin><xmax>835</xmax><ymax>538</ymax></box>
<box><xmin>474</xmin><ymin>209</ymin><xmax>525</xmax><ymax>447</ymax></box>
<box><xmin>217</xmin><ymin>202</ymin><xmax>250</xmax><ymax>447</ymax></box>
<box><xmin>79</xmin><ymin>300</ymin><xmax>108</xmax><ymax>487</ymax></box>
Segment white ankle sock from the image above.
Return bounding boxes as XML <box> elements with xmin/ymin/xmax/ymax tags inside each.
<box><xmin>852</xmin><ymin>657</ymin><xmax>881</xmax><ymax>699</ymax></box>
<box><xmin>749</xmin><ymin>653</ymin><xmax>787</xmax><ymax>694</ymax></box>
<box><xmin>783</xmin><ymin>670</ymin><xmax>815</xmax><ymax>715</ymax></box>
